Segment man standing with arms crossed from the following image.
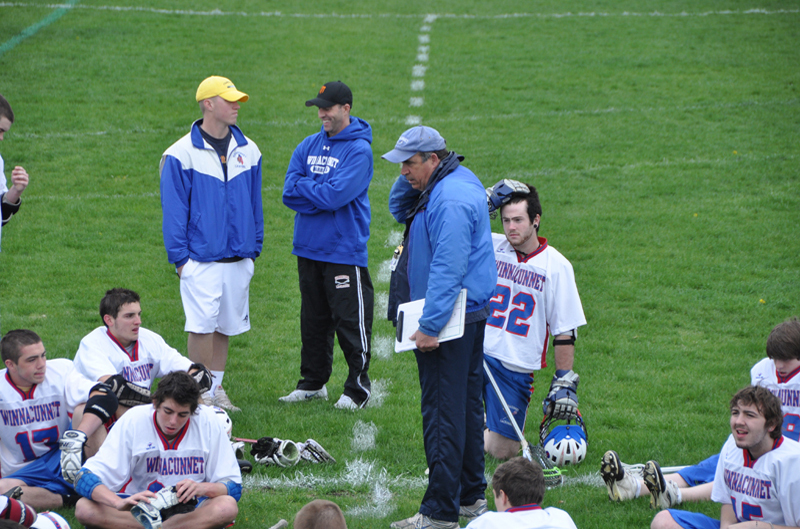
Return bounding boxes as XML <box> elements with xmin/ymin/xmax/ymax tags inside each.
<box><xmin>161</xmin><ymin>76</ymin><xmax>263</xmax><ymax>412</ymax></box>
<box><xmin>384</xmin><ymin>126</ymin><xmax>496</xmax><ymax>529</ymax></box>
<box><xmin>281</xmin><ymin>81</ymin><xmax>374</xmax><ymax>410</ymax></box>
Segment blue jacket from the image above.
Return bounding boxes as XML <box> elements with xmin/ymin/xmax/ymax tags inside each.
<box><xmin>283</xmin><ymin>117</ymin><xmax>373</xmax><ymax>267</ymax></box>
<box><xmin>389</xmin><ymin>156</ymin><xmax>496</xmax><ymax>336</ymax></box>
<box><xmin>160</xmin><ymin>120</ymin><xmax>264</xmax><ymax>268</ymax></box>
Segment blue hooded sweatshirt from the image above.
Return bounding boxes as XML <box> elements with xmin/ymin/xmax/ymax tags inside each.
<box><xmin>283</xmin><ymin>116</ymin><xmax>373</xmax><ymax>267</ymax></box>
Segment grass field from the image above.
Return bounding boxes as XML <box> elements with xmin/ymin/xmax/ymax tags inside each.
<box><xmin>1</xmin><ymin>1</ymin><xmax>799</xmax><ymax>528</ymax></box>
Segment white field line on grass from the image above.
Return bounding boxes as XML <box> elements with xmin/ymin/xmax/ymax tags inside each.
<box><xmin>1</xmin><ymin>3</ymin><xmax>797</xmax><ymax>19</ymax></box>
<box><xmin>14</xmin><ymin>98</ymin><xmax>799</xmax><ymax>140</ymax></box>
<box><xmin>405</xmin><ymin>14</ymin><xmax>437</xmax><ymax>125</ymax></box>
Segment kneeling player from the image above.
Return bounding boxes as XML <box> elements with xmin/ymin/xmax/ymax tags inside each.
<box><xmin>483</xmin><ymin>181</ymin><xmax>586</xmax><ymax>459</ymax></box>
<box><xmin>0</xmin><ymin>330</ymin><xmax>116</xmax><ymax>510</ymax></box>
<box><xmin>73</xmin><ymin>371</ymin><xmax>240</xmax><ymax>529</ymax></box>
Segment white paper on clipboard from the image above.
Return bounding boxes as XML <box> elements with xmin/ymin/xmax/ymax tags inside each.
<box><xmin>395</xmin><ymin>289</ymin><xmax>467</xmax><ymax>353</ymax></box>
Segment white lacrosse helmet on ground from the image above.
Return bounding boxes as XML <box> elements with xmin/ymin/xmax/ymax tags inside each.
<box><xmin>33</xmin><ymin>511</ymin><xmax>71</xmax><ymax>529</ymax></box>
<box><xmin>543</xmin><ymin>423</ymin><xmax>587</xmax><ymax>466</ymax></box>
<box><xmin>211</xmin><ymin>406</ymin><xmax>233</xmax><ymax>439</ymax></box>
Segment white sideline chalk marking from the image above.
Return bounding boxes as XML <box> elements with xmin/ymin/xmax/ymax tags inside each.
<box><xmin>416</xmin><ymin>52</ymin><xmax>428</xmax><ymax>62</ymax></box>
<box><xmin>352</xmin><ymin>420</ymin><xmax>378</xmax><ymax>451</ymax></box>
<box><xmin>417</xmin><ymin>34</ymin><xmax>430</xmax><ymax>43</ymax></box>
<box><xmin>412</xmin><ymin>65</ymin><xmax>427</xmax><ymax>77</ymax></box>
<box><xmin>1</xmin><ymin>4</ymin><xmax>795</xmax><ymax>19</ymax></box>
<box><xmin>386</xmin><ymin>231</ymin><xmax>404</xmax><ymax>247</ymax></box>
<box><xmin>410</xmin><ymin>80</ymin><xmax>425</xmax><ymax>91</ymax></box>
<box><xmin>405</xmin><ymin>115</ymin><xmax>422</xmax><ymax>125</ymax></box>
<box><xmin>373</xmin><ymin>333</ymin><xmax>393</xmax><ymax>360</ymax></box>
<box><xmin>409</xmin><ymin>97</ymin><xmax>424</xmax><ymax>107</ymax></box>
<box><xmin>377</xmin><ymin>259</ymin><xmax>393</xmax><ymax>283</ymax></box>
<box><xmin>367</xmin><ymin>379</ymin><xmax>390</xmax><ymax>408</ymax></box>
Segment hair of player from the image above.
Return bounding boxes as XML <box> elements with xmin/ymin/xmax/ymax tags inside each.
<box><xmin>99</xmin><ymin>288</ymin><xmax>140</xmax><ymax>320</ymax></box>
<box><xmin>492</xmin><ymin>456</ymin><xmax>546</xmax><ymax>507</ymax></box>
<box><xmin>419</xmin><ymin>149</ymin><xmax>450</xmax><ymax>163</ymax></box>
<box><xmin>152</xmin><ymin>371</ymin><xmax>200</xmax><ymax>414</ymax></box>
<box><xmin>501</xmin><ymin>184</ymin><xmax>542</xmax><ymax>229</ymax></box>
<box><xmin>730</xmin><ymin>385</ymin><xmax>783</xmax><ymax>440</ymax></box>
<box><xmin>0</xmin><ymin>94</ymin><xmax>14</xmax><ymax>123</ymax></box>
<box><xmin>293</xmin><ymin>499</ymin><xmax>347</xmax><ymax>529</ymax></box>
<box><xmin>0</xmin><ymin>329</ymin><xmax>42</xmax><ymax>364</ymax></box>
<box><xmin>766</xmin><ymin>317</ymin><xmax>800</xmax><ymax>361</ymax></box>
<box><xmin>0</xmin><ymin>519</ymin><xmax>27</xmax><ymax>529</ymax></box>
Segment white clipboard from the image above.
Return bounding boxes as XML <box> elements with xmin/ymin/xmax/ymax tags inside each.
<box><xmin>395</xmin><ymin>289</ymin><xmax>467</xmax><ymax>353</ymax></box>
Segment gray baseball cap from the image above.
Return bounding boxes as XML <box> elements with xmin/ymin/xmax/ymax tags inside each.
<box><xmin>382</xmin><ymin>126</ymin><xmax>446</xmax><ymax>163</ymax></box>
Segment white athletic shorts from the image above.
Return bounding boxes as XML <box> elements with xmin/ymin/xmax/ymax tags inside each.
<box><xmin>180</xmin><ymin>258</ymin><xmax>254</xmax><ymax>336</ymax></box>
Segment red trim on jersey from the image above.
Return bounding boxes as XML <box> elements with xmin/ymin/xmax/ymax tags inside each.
<box><xmin>743</xmin><ymin>436</ymin><xmax>784</xmax><ymax>468</ymax></box>
<box><xmin>106</xmin><ymin>329</ymin><xmax>139</xmax><ymax>362</ymax></box>
<box><xmin>4</xmin><ymin>371</ymin><xmax>37</xmax><ymax>400</ymax></box>
<box><xmin>153</xmin><ymin>410</ymin><xmax>191</xmax><ymax>450</ymax></box>
<box><xmin>119</xmin><ymin>476</ymin><xmax>133</xmax><ymax>493</ymax></box>
<box><xmin>541</xmin><ymin>324</ymin><xmax>550</xmax><ymax>369</ymax></box>
<box><xmin>507</xmin><ymin>503</ymin><xmax>543</xmax><ymax>513</ymax></box>
<box><xmin>777</xmin><ymin>364</ymin><xmax>800</xmax><ymax>384</ymax></box>
<box><xmin>516</xmin><ymin>237</ymin><xmax>548</xmax><ymax>263</ymax></box>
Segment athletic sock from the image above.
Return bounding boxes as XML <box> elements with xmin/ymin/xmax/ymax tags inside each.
<box><xmin>211</xmin><ymin>370</ymin><xmax>225</xmax><ymax>395</ymax></box>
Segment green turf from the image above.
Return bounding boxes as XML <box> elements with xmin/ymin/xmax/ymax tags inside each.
<box><xmin>0</xmin><ymin>1</ymin><xmax>798</xmax><ymax>528</ymax></box>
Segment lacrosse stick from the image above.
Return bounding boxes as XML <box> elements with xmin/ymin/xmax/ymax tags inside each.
<box><xmin>483</xmin><ymin>360</ymin><xmax>563</xmax><ymax>487</ymax></box>
<box><xmin>268</xmin><ymin>520</ymin><xmax>288</xmax><ymax>529</ymax></box>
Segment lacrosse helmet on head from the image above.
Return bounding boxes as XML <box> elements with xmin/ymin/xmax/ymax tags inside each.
<box><xmin>540</xmin><ymin>410</ymin><xmax>587</xmax><ymax>467</ymax></box>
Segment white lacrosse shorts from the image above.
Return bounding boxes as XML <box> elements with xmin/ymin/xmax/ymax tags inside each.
<box><xmin>180</xmin><ymin>258</ymin><xmax>254</xmax><ymax>336</ymax></box>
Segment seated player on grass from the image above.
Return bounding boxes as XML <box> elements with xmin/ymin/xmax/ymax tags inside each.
<box><xmin>652</xmin><ymin>385</ymin><xmax>800</xmax><ymax>529</ymax></box>
<box><xmin>0</xmin><ymin>330</ymin><xmax>116</xmax><ymax>510</ymax></box>
<box><xmin>601</xmin><ymin>317</ymin><xmax>800</xmax><ymax>513</ymax></box>
<box><xmin>73</xmin><ymin>371</ymin><xmax>240</xmax><ymax>529</ymax></box>
<box><xmin>465</xmin><ymin>457</ymin><xmax>577</xmax><ymax>529</ymax></box>
<box><xmin>62</xmin><ymin>288</ymin><xmax>213</xmax><ymax>482</ymax></box>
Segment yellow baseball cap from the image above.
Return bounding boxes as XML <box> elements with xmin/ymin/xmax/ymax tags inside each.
<box><xmin>196</xmin><ymin>76</ymin><xmax>249</xmax><ymax>103</ymax></box>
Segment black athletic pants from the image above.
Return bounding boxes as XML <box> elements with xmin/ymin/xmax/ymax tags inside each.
<box><xmin>296</xmin><ymin>257</ymin><xmax>373</xmax><ymax>405</ymax></box>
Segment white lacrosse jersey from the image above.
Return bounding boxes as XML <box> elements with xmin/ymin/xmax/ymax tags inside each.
<box><xmin>484</xmin><ymin>235</ymin><xmax>586</xmax><ymax>371</ymax></box>
<box><xmin>0</xmin><ymin>359</ymin><xmax>91</xmax><ymax>476</ymax></box>
<box><xmin>74</xmin><ymin>327</ymin><xmax>192</xmax><ymax>389</ymax></box>
<box><xmin>83</xmin><ymin>403</ymin><xmax>240</xmax><ymax>493</ymax></box>
<box><xmin>711</xmin><ymin>434</ymin><xmax>800</xmax><ymax>525</ymax></box>
<box><xmin>751</xmin><ymin>357</ymin><xmax>800</xmax><ymax>442</ymax></box>
<box><xmin>465</xmin><ymin>504</ymin><xmax>578</xmax><ymax>529</ymax></box>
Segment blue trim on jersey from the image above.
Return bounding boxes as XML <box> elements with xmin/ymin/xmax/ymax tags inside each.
<box><xmin>667</xmin><ymin>509</ymin><xmax>720</xmax><ymax>529</ymax></box>
<box><xmin>6</xmin><ymin>448</ymin><xmax>76</xmax><ymax>496</ymax></box>
<box><xmin>75</xmin><ymin>468</ymin><xmax>103</xmax><ymax>498</ymax></box>
<box><xmin>225</xmin><ymin>480</ymin><xmax>242</xmax><ymax>501</ymax></box>
<box><xmin>483</xmin><ymin>355</ymin><xmax>534</xmax><ymax>440</ymax></box>
<box><xmin>676</xmin><ymin>454</ymin><xmax>719</xmax><ymax>487</ymax></box>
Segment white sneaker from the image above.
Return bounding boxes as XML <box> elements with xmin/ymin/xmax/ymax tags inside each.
<box><xmin>278</xmin><ymin>385</ymin><xmax>328</xmax><ymax>403</ymax></box>
<box><xmin>601</xmin><ymin>450</ymin><xmax>638</xmax><ymax>501</ymax></box>
<box><xmin>459</xmin><ymin>498</ymin><xmax>487</xmax><ymax>521</ymax></box>
<box><xmin>212</xmin><ymin>386</ymin><xmax>240</xmax><ymax>412</ymax></box>
<box><xmin>643</xmin><ymin>460</ymin><xmax>681</xmax><ymax>509</ymax></box>
<box><xmin>334</xmin><ymin>394</ymin><xmax>367</xmax><ymax>410</ymax></box>
<box><xmin>390</xmin><ymin>512</ymin><xmax>459</xmax><ymax>529</ymax></box>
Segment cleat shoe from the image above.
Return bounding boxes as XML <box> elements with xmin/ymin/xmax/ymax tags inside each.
<box><xmin>459</xmin><ymin>498</ymin><xmax>487</xmax><ymax>521</ymax></box>
<box><xmin>1</xmin><ymin>486</ymin><xmax>22</xmax><ymax>500</ymax></box>
<box><xmin>278</xmin><ymin>385</ymin><xmax>328</xmax><ymax>403</ymax></box>
<box><xmin>201</xmin><ymin>391</ymin><xmax>214</xmax><ymax>406</ymax></box>
<box><xmin>212</xmin><ymin>386</ymin><xmax>240</xmax><ymax>412</ymax></box>
<box><xmin>390</xmin><ymin>512</ymin><xmax>459</xmax><ymax>529</ymax></box>
<box><xmin>231</xmin><ymin>441</ymin><xmax>246</xmax><ymax>459</ymax></box>
<box><xmin>300</xmin><ymin>439</ymin><xmax>336</xmax><ymax>464</ymax></box>
<box><xmin>334</xmin><ymin>394</ymin><xmax>367</xmax><ymax>410</ymax></box>
<box><xmin>238</xmin><ymin>458</ymin><xmax>253</xmax><ymax>474</ymax></box>
<box><xmin>131</xmin><ymin>500</ymin><xmax>163</xmax><ymax>529</ymax></box>
<box><xmin>643</xmin><ymin>460</ymin><xmax>681</xmax><ymax>510</ymax></box>
<box><xmin>601</xmin><ymin>450</ymin><xmax>638</xmax><ymax>502</ymax></box>
<box><xmin>59</xmin><ymin>429</ymin><xmax>87</xmax><ymax>484</ymax></box>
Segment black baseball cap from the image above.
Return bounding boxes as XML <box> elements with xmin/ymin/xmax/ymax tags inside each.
<box><xmin>305</xmin><ymin>81</ymin><xmax>353</xmax><ymax>108</ymax></box>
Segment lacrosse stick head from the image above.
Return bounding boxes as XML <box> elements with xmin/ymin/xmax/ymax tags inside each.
<box><xmin>528</xmin><ymin>444</ymin><xmax>564</xmax><ymax>488</ymax></box>
<box><xmin>211</xmin><ymin>406</ymin><xmax>233</xmax><ymax>439</ymax></box>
